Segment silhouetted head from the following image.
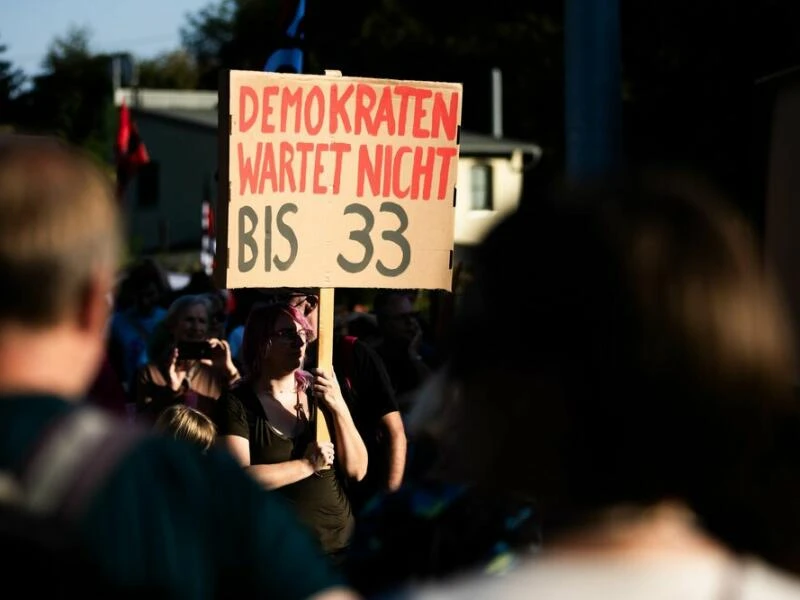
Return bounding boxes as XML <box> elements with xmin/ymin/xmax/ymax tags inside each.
<box><xmin>430</xmin><ymin>169</ymin><xmax>798</xmax><ymax>547</ymax></box>
<box><xmin>0</xmin><ymin>135</ymin><xmax>122</xmax><ymax>394</ymax></box>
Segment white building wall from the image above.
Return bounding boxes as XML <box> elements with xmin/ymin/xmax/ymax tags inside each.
<box><xmin>454</xmin><ymin>151</ymin><xmax>525</xmax><ymax>246</ymax></box>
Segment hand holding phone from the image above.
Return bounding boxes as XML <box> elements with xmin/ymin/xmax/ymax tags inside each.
<box><xmin>176</xmin><ymin>341</ymin><xmax>212</xmax><ymax>360</ymax></box>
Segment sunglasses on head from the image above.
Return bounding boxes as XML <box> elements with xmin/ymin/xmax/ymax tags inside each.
<box><xmin>284</xmin><ymin>294</ymin><xmax>319</xmax><ymax>312</ymax></box>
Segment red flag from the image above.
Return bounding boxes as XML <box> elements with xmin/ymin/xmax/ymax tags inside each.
<box><xmin>207</xmin><ymin>202</ymin><xmax>215</xmax><ymax>238</ymax></box>
<box><xmin>116</xmin><ymin>100</ymin><xmax>150</xmax><ymax>199</ymax></box>
<box><xmin>116</xmin><ymin>100</ymin><xmax>131</xmax><ymax>158</ymax></box>
<box><xmin>127</xmin><ymin>124</ymin><xmax>150</xmax><ymax>167</ymax></box>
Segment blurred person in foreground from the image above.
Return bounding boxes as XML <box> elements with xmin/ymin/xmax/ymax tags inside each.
<box><xmin>0</xmin><ymin>136</ymin><xmax>359</xmax><ymax>600</ymax></box>
<box><xmin>395</xmin><ymin>170</ymin><xmax>800</xmax><ymax>599</ymax></box>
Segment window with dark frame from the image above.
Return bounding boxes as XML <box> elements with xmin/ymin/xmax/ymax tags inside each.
<box><xmin>470</xmin><ymin>162</ymin><xmax>493</xmax><ymax>211</ymax></box>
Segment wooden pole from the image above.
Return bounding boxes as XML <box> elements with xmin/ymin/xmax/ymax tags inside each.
<box><xmin>315</xmin><ymin>287</ymin><xmax>335</xmax><ymax>442</ymax></box>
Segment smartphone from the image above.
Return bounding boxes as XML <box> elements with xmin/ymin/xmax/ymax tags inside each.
<box><xmin>176</xmin><ymin>341</ymin><xmax>212</xmax><ymax>360</ymax></box>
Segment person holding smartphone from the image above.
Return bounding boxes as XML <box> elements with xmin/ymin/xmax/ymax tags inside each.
<box><xmin>135</xmin><ymin>293</ymin><xmax>240</xmax><ymax>423</ymax></box>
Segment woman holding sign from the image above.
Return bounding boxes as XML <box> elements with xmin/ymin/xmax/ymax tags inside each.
<box><xmin>214</xmin><ymin>302</ymin><xmax>368</xmax><ymax>559</ymax></box>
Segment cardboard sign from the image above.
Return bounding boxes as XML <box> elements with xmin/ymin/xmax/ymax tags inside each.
<box><xmin>215</xmin><ymin>70</ymin><xmax>462</xmax><ymax>291</ymax></box>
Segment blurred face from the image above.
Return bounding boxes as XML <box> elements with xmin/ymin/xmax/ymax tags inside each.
<box><xmin>267</xmin><ymin>312</ymin><xmax>310</xmax><ymax>370</ymax></box>
<box><xmin>173</xmin><ymin>303</ymin><xmax>208</xmax><ymax>342</ymax></box>
<box><xmin>381</xmin><ymin>294</ymin><xmax>420</xmax><ymax>345</ymax></box>
<box><xmin>135</xmin><ymin>281</ymin><xmax>160</xmax><ymax>315</ymax></box>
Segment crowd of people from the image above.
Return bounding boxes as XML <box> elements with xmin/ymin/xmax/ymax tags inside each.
<box><xmin>3</xmin><ymin>135</ymin><xmax>800</xmax><ymax>599</ymax></box>
<box><xmin>101</xmin><ymin>265</ymin><xmax>435</xmax><ymax>556</ymax></box>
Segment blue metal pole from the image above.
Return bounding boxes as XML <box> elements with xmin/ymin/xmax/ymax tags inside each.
<box><xmin>564</xmin><ymin>0</ymin><xmax>622</xmax><ymax>184</ymax></box>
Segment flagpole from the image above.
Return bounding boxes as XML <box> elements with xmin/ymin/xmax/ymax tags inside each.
<box><xmin>263</xmin><ymin>0</ymin><xmax>305</xmax><ymax>73</ymax></box>
<box><xmin>132</xmin><ymin>57</ymin><xmax>141</xmax><ymax>109</ymax></box>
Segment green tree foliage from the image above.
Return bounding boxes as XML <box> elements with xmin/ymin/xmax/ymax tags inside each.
<box><xmin>181</xmin><ymin>0</ymin><xmax>238</xmax><ymax>89</ymax></box>
<box><xmin>0</xmin><ymin>36</ymin><xmax>25</xmax><ymax>122</ymax></box>
<box><xmin>42</xmin><ymin>26</ymin><xmax>93</xmax><ymax>68</ymax></box>
<box><xmin>13</xmin><ymin>26</ymin><xmax>114</xmax><ymax>160</ymax></box>
<box><xmin>179</xmin><ymin>0</ymin><xmax>800</xmax><ymax>212</ymax></box>
<box><xmin>321</xmin><ymin>0</ymin><xmax>564</xmax><ymax>158</ymax></box>
<box><xmin>180</xmin><ymin>0</ymin><xmax>563</xmax><ymax>152</ymax></box>
<box><xmin>182</xmin><ymin>0</ymin><xmax>306</xmax><ymax>88</ymax></box>
<box><xmin>138</xmin><ymin>50</ymin><xmax>200</xmax><ymax>89</ymax></box>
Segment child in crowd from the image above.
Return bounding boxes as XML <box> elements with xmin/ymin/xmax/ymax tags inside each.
<box><xmin>154</xmin><ymin>404</ymin><xmax>217</xmax><ymax>452</ymax></box>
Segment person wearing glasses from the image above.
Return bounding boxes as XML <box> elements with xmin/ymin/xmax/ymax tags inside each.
<box><xmin>214</xmin><ymin>301</ymin><xmax>368</xmax><ymax>561</ymax></box>
<box><xmin>273</xmin><ymin>289</ymin><xmax>408</xmax><ymax>516</ymax></box>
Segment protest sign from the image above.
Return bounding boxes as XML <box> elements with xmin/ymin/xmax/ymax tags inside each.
<box><xmin>215</xmin><ymin>70</ymin><xmax>462</xmax><ymax>291</ymax></box>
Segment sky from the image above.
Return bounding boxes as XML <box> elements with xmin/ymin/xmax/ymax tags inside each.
<box><xmin>0</xmin><ymin>0</ymin><xmax>211</xmax><ymax>77</ymax></box>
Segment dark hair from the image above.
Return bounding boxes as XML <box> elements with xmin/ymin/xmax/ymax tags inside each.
<box><xmin>116</xmin><ymin>258</ymin><xmax>169</xmax><ymax>311</ymax></box>
<box><xmin>126</xmin><ymin>258</ymin><xmax>167</xmax><ymax>292</ymax></box>
<box><xmin>240</xmin><ymin>302</ymin><xmax>313</xmax><ymax>389</ymax></box>
<box><xmin>436</xmin><ymin>169</ymin><xmax>800</xmax><ymax>559</ymax></box>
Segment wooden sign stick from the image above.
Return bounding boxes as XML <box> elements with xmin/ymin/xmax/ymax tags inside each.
<box><xmin>315</xmin><ymin>287</ymin><xmax>335</xmax><ymax>443</ymax></box>
<box><xmin>314</xmin><ymin>70</ymin><xmax>342</xmax><ymax>445</ymax></box>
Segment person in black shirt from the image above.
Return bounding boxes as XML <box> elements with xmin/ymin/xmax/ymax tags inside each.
<box><xmin>270</xmin><ymin>289</ymin><xmax>408</xmax><ymax>514</ymax></box>
<box><xmin>215</xmin><ymin>301</ymin><xmax>367</xmax><ymax>557</ymax></box>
